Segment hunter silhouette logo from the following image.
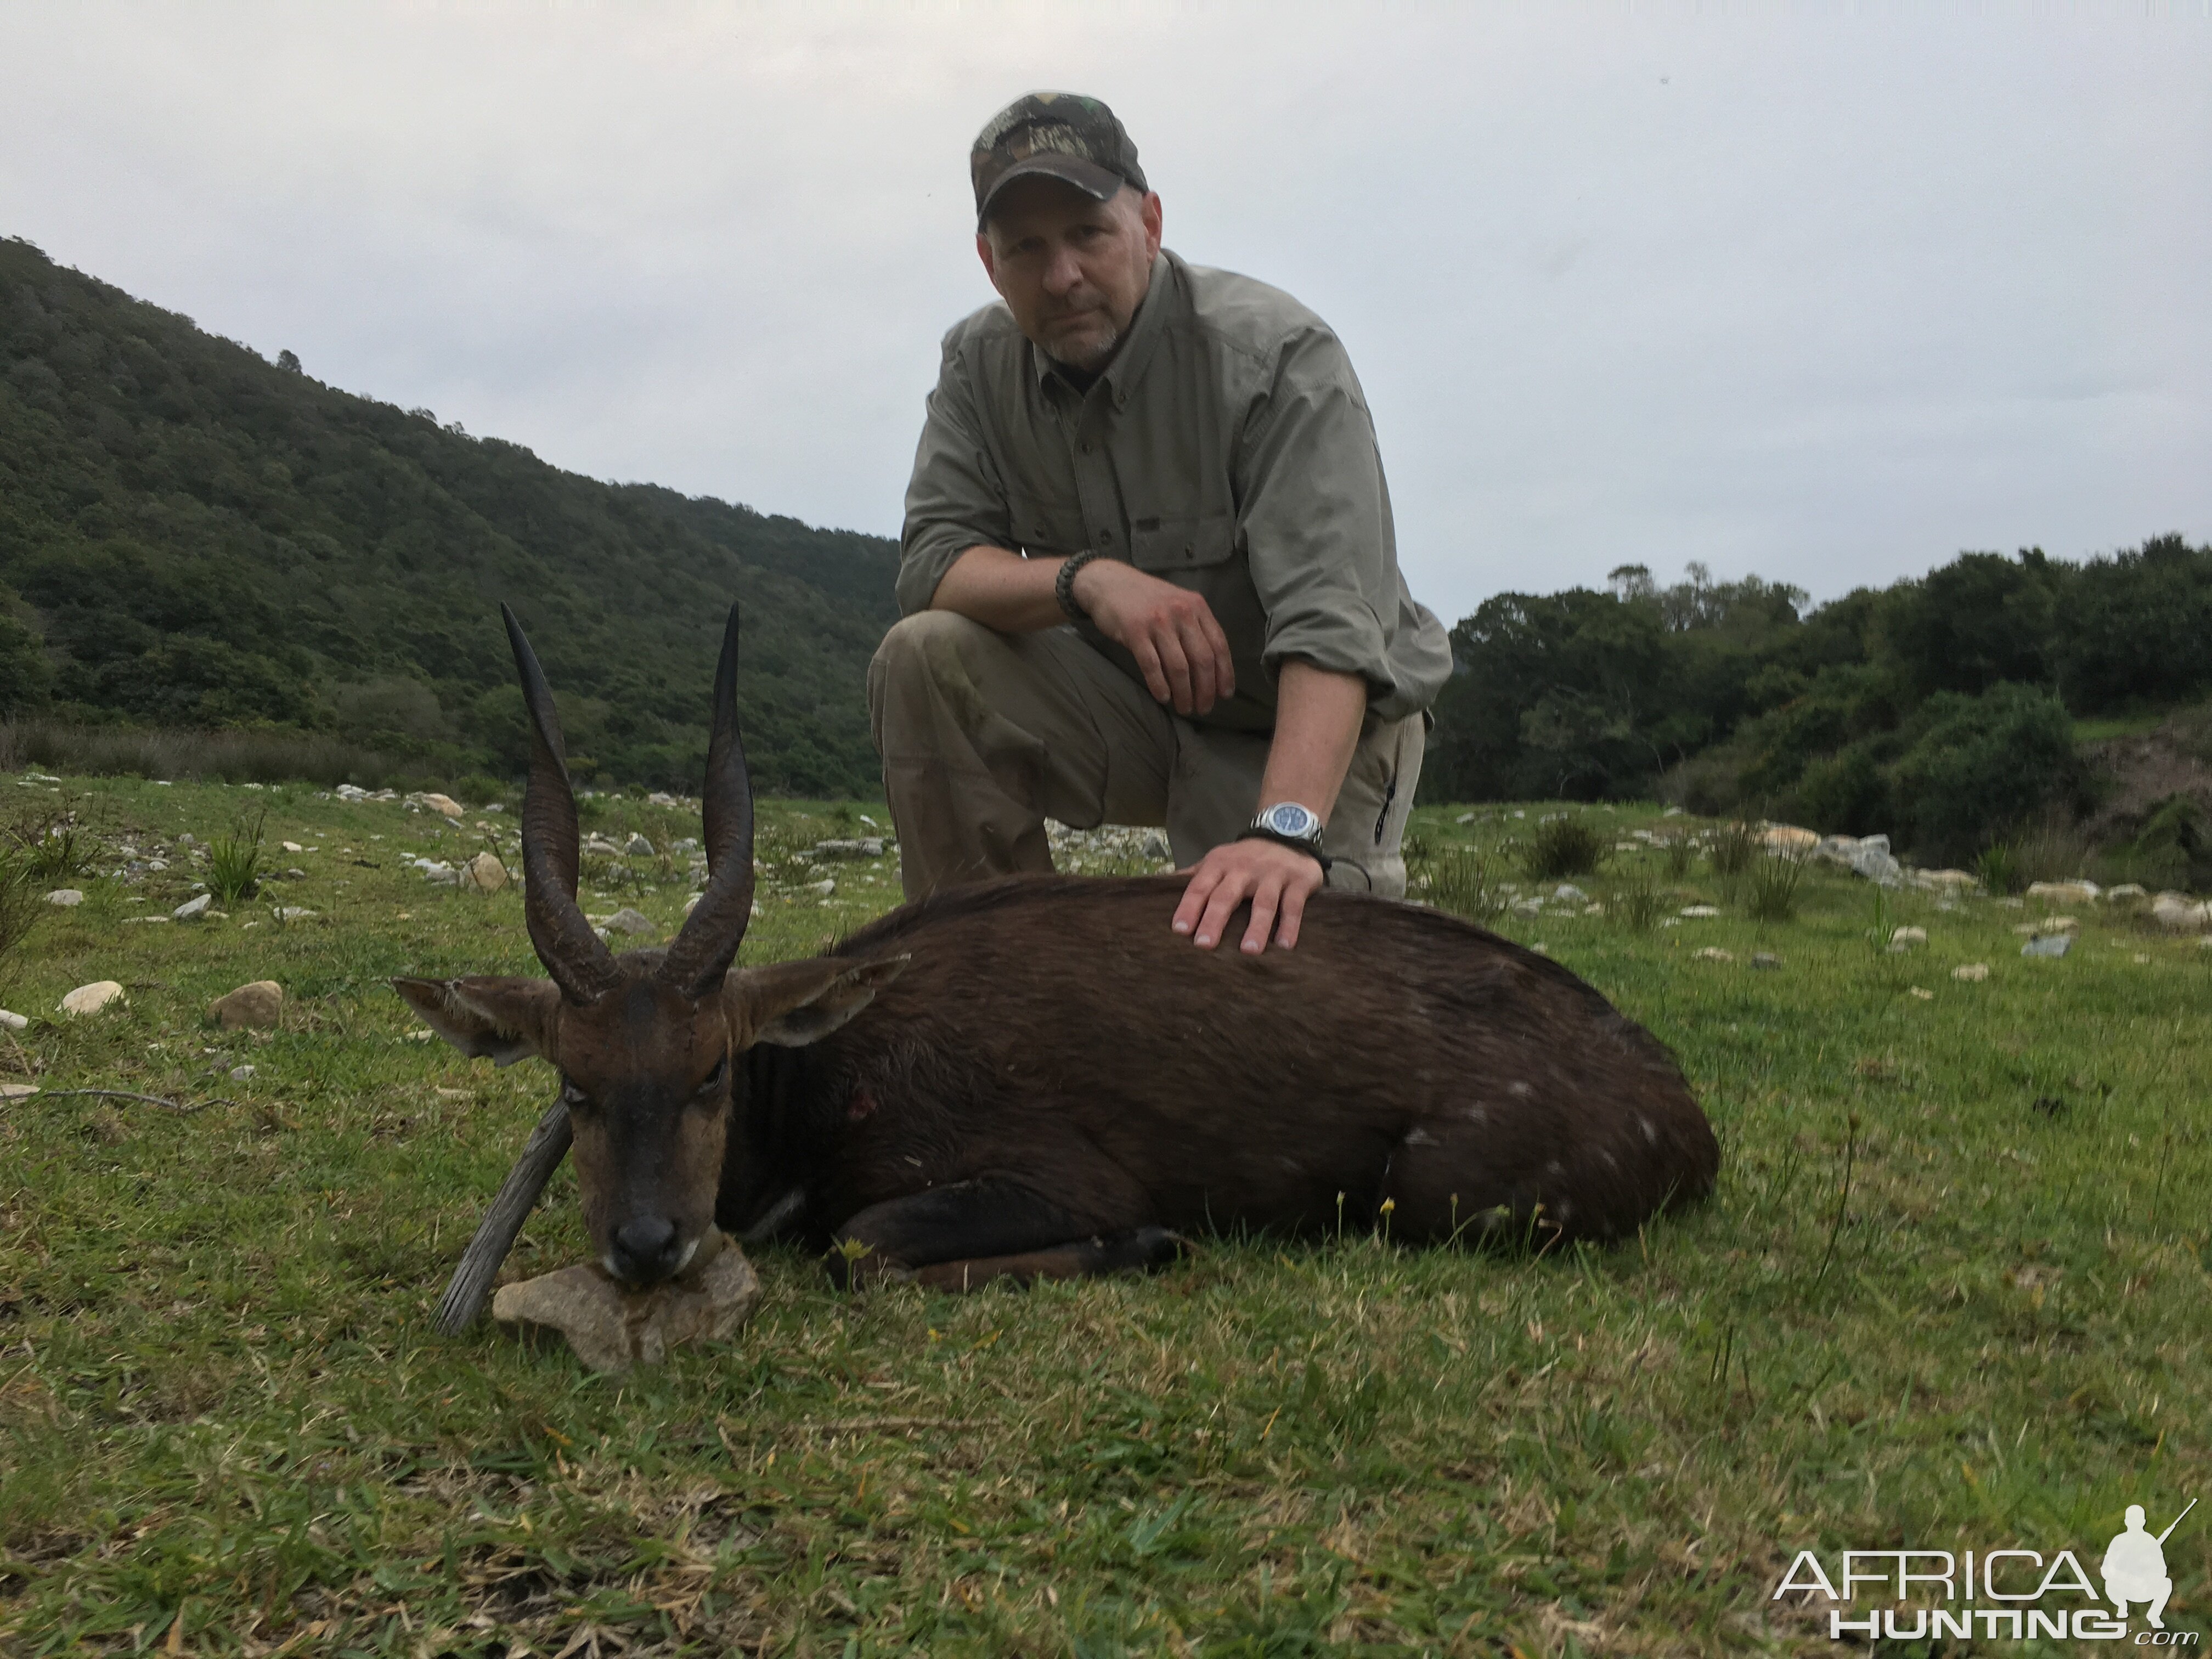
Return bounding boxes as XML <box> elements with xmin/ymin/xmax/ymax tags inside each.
<box><xmin>2107</xmin><ymin>1500</ymin><xmax>2196</xmax><ymax>1630</ymax></box>
<box><xmin>1773</xmin><ymin>1497</ymin><xmax>2200</xmax><ymax>1643</ymax></box>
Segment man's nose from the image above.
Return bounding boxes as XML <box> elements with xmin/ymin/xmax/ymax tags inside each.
<box><xmin>1041</xmin><ymin>245</ymin><xmax>1086</xmax><ymax>296</ymax></box>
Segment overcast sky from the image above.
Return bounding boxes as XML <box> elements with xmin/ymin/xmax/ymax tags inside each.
<box><xmin>3</xmin><ymin>3</ymin><xmax>2207</xmax><ymax>623</ymax></box>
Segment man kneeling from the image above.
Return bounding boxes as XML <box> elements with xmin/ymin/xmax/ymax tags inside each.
<box><xmin>873</xmin><ymin>92</ymin><xmax>1450</xmax><ymax>956</ymax></box>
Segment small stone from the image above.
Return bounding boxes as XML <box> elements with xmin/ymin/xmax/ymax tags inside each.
<box><xmin>808</xmin><ymin>878</ymin><xmax>837</xmax><ymax>898</ymax></box>
<box><xmin>603</xmin><ymin>906</ymin><xmax>657</xmax><ymax>936</ymax></box>
<box><xmin>2041</xmin><ymin>915</ymin><xmax>2079</xmax><ymax>933</ymax></box>
<box><xmin>2102</xmin><ymin>883</ymin><xmax>2148</xmax><ymax>902</ymax></box>
<box><xmin>210</xmin><ymin>981</ymin><xmax>283</xmax><ymax>1030</ymax></box>
<box><xmin>173</xmin><ymin>893</ymin><xmax>213</xmax><ymax>921</ymax></box>
<box><xmin>0</xmin><ymin>1083</ymin><xmax>37</xmax><ymax>1101</ymax></box>
<box><xmin>1679</xmin><ymin>905</ymin><xmax>1719</xmax><ymax>918</ymax></box>
<box><xmin>0</xmin><ymin>1009</ymin><xmax>25</xmax><ymax>1030</ymax></box>
<box><xmin>60</xmin><ymin>981</ymin><xmax>126</xmax><ymax>1017</ymax></box>
<box><xmin>1908</xmin><ymin>986</ymin><xmax>1934</xmax><ymax>1001</ymax></box>
<box><xmin>1890</xmin><ymin>926</ymin><xmax>1927</xmax><ymax>947</ymax></box>
<box><xmin>1554</xmin><ymin>884</ymin><xmax>1587</xmax><ymax>902</ymax></box>
<box><xmin>274</xmin><ymin>906</ymin><xmax>315</xmax><ymax>921</ymax></box>
<box><xmin>281</xmin><ymin>840</ymin><xmax>304</xmax><ymax>854</ymax></box>
<box><xmin>1751</xmin><ymin>952</ymin><xmax>1782</xmax><ymax>970</ymax></box>
<box><xmin>229</xmin><ymin>1064</ymin><xmax>256</xmax><ymax>1081</ymax></box>
<box><xmin>410</xmin><ymin>792</ymin><xmax>466</xmax><ymax>819</ymax></box>
<box><xmin>1692</xmin><ymin>947</ymin><xmax>1733</xmax><ymax>962</ymax></box>
<box><xmin>1761</xmin><ymin>824</ymin><xmax>1819</xmax><ymax>852</ymax></box>
<box><xmin>2021</xmin><ymin>934</ymin><xmax>2073</xmax><ymax>958</ymax></box>
<box><xmin>1952</xmin><ymin>962</ymin><xmax>1991</xmax><ymax>982</ymax></box>
<box><xmin>177</xmin><ymin>833</ymin><xmax>195</xmax><ymax>848</ymax></box>
<box><xmin>492</xmin><ymin>1230</ymin><xmax>761</xmax><ymax>1373</ymax></box>
<box><xmin>45</xmin><ymin>888</ymin><xmax>84</xmax><ymax>907</ymax></box>
<box><xmin>625</xmin><ymin>833</ymin><xmax>654</xmax><ymax>856</ymax></box>
<box><xmin>2150</xmin><ymin>892</ymin><xmax>2212</xmax><ymax>932</ymax></box>
<box><xmin>460</xmin><ymin>851</ymin><xmax>509</xmax><ymax>892</ymax></box>
<box><xmin>2027</xmin><ymin>879</ymin><xmax>2099</xmax><ymax>904</ymax></box>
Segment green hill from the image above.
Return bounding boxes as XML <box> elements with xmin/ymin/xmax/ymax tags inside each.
<box><xmin>0</xmin><ymin>235</ymin><xmax>899</xmax><ymax>795</ymax></box>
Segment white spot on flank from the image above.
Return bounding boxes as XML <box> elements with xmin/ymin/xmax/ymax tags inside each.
<box><xmin>1404</xmin><ymin>1127</ymin><xmax>1439</xmax><ymax>1148</ymax></box>
<box><xmin>1509</xmin><ymin>1081</ymin><xmax>1533</xmax><ymax>1098</ymax></box>
<box><xmin>1546</xmin><ymin>1160</ymin><xmax>1565</xmax><ymax>1177</ymax></box>
<box><xmin>1462</xmin><ymin>1106</ymin><xmax>1487</xmax><ymax>1125</ymax></box>
<box><xmin>1639</xmin><ymin>1115</ymin><xmax>1658</xmax><ymax>1144</ymax></box>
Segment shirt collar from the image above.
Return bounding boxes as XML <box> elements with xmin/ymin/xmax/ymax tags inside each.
<box><xmin>1030</xmin><ymin>249</ymin><xmax>1181</xmax><ymax>408</ymax></box>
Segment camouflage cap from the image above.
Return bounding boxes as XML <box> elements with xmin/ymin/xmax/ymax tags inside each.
<box><xmin>970</xmin><ymin>92</ymin><xmax>1147</xmax><ymax>229</ymax></box>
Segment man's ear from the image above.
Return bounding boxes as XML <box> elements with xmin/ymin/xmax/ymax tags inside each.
<box><xmin>391</xmin><ymin>977</ymin><xmax>561</xmax><ymax>1066</ymax></box>
<box><xmin>726</xmin><ymin>956</ymin><xmax>910</xmax><ymax>1049</ymax></box>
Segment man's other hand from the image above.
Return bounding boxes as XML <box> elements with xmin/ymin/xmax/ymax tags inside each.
<box><xmin>1071</xmin><ymin>560</ymin><xmax>1235</xmax><ymax>715</ymax></box>
<box><xmin>1172</xmin><ymin>837</ymin><xmax>1324</xmax><ymax>953</ymax></box>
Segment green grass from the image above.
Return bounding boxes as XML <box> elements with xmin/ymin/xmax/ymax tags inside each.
<box><xmin>1</xmin><ymin>781</ymin><xmax>2208</xmax><ymax>1654</ymax></box>
<box><xmin>2071</xmin><ymin>713</ymin><xmax>2170</xmax><ymax>745</ymax></box>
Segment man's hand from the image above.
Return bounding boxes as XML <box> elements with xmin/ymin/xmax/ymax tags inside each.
<box><xmin>1172</xmin><ymin>836</ymin><xmax>1324</xmax><ymax>953</ymax></box>
<box><xmin>1072</xmin><ymin>559</ymin><xmax>1235</xmax><ymax>715</ymax></box>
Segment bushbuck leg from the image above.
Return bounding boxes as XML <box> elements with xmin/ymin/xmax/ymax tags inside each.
<box><xmin>829</xmin><ymin>1173</ymin><xmax>1180</xmax><ymax>1290</ymax></box>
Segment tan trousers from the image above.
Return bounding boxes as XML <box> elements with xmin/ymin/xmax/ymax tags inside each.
<box><xmin>868</xmin><ymin>611</ymin><xmax>1424</xmax><ymax>901</ymax></box>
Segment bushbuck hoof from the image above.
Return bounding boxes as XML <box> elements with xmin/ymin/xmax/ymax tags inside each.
<box><xmin>490</xmin><ymin>1228</ymin><xmax>760</xmax><ymax>1373</ymax></box>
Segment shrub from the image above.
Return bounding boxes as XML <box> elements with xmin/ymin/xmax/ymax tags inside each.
<box><xmin>1887</xmin><ymin>682</ymin><xmax>2084</xmax><ymax>866</ymax></box>
<box><xmin>1519</xmin><ymin>817</ymin><xmax>1607</xmax><ymax>881</ymax></box>
<box><xmin>1707</xmin><ymin>821</ymin><xmax>1758</xmax><ymax>881</ymax></box>
<box><xmin>1660</xmin><ymin>831</ymin><xmax>1697</xmax><ymax>879</ymax></box>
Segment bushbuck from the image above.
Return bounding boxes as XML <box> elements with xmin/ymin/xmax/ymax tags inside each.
<box><xmin>399</xmin><ymin>606</ymin><xmax>1719</xmax><ymax>1327</ymax></box>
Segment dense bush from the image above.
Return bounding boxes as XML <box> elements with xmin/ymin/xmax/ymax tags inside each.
<box><xmin>1885</xmin><ymin>683</ymin><xmax>2086</xmax><ymax>865</ymax></box>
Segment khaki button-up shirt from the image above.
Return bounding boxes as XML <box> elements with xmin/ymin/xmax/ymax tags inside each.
<box><xmin>899</xmin><ymin>250</ymin><xmax>1451</xmax><ymax>733</ymax></box>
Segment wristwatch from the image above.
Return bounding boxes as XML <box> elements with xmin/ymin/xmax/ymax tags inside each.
<box><xmin>1237</xmin><ymin>802</ymin><xmax>1330</xmax><ymax>871</ymax></box>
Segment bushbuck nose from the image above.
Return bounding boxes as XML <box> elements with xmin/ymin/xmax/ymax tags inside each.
<box><xmin>611</xmin><ymin>1215</ymin><xmax>681</xmax><ymax>1282</ymax></box>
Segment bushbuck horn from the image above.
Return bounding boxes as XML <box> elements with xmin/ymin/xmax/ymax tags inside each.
<box><xmin>501</xmin><ymin>603</ymin><xmax>622</xmax><ymax>1003</ymax></box>
<box><xmin>659</xmin><ymin>604</ymin><xmax>755</xmax><ymax>997</ymax></box>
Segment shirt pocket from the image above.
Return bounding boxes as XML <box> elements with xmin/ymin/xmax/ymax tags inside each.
<box><xmin>1007</xmin><ymin>492</ymin><xmax>1088</xmax><ymax>558</ymax></box>
<box><xmin>1128</xmin><ymin>511</ymin><xmax>1238</xmax><ymax>574</ymax></box>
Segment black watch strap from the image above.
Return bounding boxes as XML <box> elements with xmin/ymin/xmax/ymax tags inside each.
<box><xmin>1235</xmin><ymin>826</ymin><xmax>1332</xmax><ymax>874</ymax></box>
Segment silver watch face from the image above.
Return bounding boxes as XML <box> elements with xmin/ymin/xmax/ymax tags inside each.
<box><xmin>1259</xmin><ymin>802</ymin><xmax>1321</xmax><ymax>842</ymax></box>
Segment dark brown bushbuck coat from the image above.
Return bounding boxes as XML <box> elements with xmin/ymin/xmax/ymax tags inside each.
<box><xmin>399</xmin><ymin>607</ymin><xmax>1719</xmax><ymax>1313</ymax></box>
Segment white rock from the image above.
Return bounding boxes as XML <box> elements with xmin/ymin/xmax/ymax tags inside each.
<box><xmin>2102</xmin><ymin>883</ymin><xmax>2148</xmax><ymax>901</ymax></box>
<box><xmin>1953</xmin><ymin>962</ymin><xmax>1991</xmax><ymax>982</ymax></box>
<box><xmin>408</xmin><ymin>792</ymin><xmax>466</xmax><ymax>819</ymax></box>
<box><xmin>492</xmin><ymin>1231</ymin><xmax>760</xmax><ymax>1373</ymax></box>
<box><xmin>281</xmin><ymin>840</ymin><xmax>304</xmax><ymax>854</ymax></box>
<box><xmin>229</xmin><ymin>1064</ymin><xmax>256</xmax><ymax>1081</ymax></box>
<box><xmin>0</xmin><ymin>1011</ymin><xmax>22</xmax><ymax>1030</ymax></box>
<box><xmin>625</xmin><ymin>833</ymin><xmax>654</xmax><ymax>856</ymax></box>
<box><xmin>809</xmin><ymin>878</ymin><xmax>837</xmax><ymax>897</ymax></box>
<box><xmin>2021</xmin><ymin>933</ymin><xmax>2073</xmax><ymax>958</ymax></box>
<box><xmin>1692</xmin><ymin>947</ymin><xmax>1733</xmax><ymax>962</ymax></box>
<box><xmin>0</xmin><ymin>1083</ymin><xmax>37</xmax><ymax>1101</ymax></box>
<box><xmin>60</xmin><ymin>981</ymin><xmax>126</xmax><ymax>1016</ymax></box>
<box><xmin>603</xmin><ymin>906</ymin><xmax>657</xmax><ymax>936</ymax></box>
<box><xmin>173</xmin><ymin>893</ymin><xmax>213</xmax><ymax>920</ymax></box>
<box><xmin>46</xmin><ymin>888</ymin><xmax>84</xmax><ymax>906</ymax></box>
<box><xmin>1554</xmin><ymin>884</ymin><xmax>1588</xmax><ymax>902</ymax></box>
<box><xmin>459</xmin><ymin>851</ymin><xmax>508</xmax><ymax>892</ymax></box>
<box><xmin>274</xmin><ymin>907</ymin><xmax>315</xmax><ymax>921</ymax></box>
<box><xmin>2027</xmin><ymin>880</ymin><xmax>2099</xmax><ymax>905</ymax></box>
<box><xmin>1890</xmin><ymin>926</ymin><xmax>1927</xmax><ymax>947</ymax></box>
<box><xmin>1761</xmin><ymin>825</ymin><xmax>1819</xmax><ymax>852</ymax></box>
<box><xmin>2150</xmin><ymin>892</ymin><xmax>2212</xmax><ymax>932</ymax></box>
<box><xmin>1679</xmin><ymin>904</ymin><xmax>1720</xmax><ymax>918</ymax></box>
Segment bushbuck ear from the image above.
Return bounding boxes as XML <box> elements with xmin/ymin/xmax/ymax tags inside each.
<box><xmin>727</xmin><ymin>956</ymin><xmax>910</xmax><ymax>1048</ymax></box>
<box><xmin>392</xmin><ymin>977</ymin><xmax>561</xmax><ymax>1066</ymax></box>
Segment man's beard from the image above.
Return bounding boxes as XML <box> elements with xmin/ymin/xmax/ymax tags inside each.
<box><xmin>1041</xmin><ymin>317</ymin><xmax>1121</xmax><ymax>372</ymax></box>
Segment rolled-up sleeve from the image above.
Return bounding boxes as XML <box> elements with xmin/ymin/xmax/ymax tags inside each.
<box><xmin>898</xmin><ymin>335</ymin><xmax>1011</xmax><ymax>616</ymax></box>
<box><xmin>1235</xmin><ymin>328</ymin><xmax>1401</xmax><ymax>701</ymax></box>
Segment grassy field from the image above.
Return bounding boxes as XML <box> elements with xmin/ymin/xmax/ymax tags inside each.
<box><xmin>0</xmin><ymin>777</ymin><xmax>2207</xmax><ymax>1656</ymax></box>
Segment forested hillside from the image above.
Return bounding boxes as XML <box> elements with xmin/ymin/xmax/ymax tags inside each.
<box><xmin>1427</xmin><ymin>541</ymin><xmax>2212</xmax><ymax>864</ymax></box>
<box><xmin>0</xmin><ymin>236</ymin><xmax>899</xmax><ymax>794</ymax></box>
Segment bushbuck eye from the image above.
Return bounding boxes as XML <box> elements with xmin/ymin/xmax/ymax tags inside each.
<box><xmin>696</xmin><ymin>1057</ymin><xmax>728</xmax><ymax>1096</ymax></box>
<box><xmin>560</xmin><ymin>1079</ymin><xmax>592</xmax><ymax>1111</ymax></box>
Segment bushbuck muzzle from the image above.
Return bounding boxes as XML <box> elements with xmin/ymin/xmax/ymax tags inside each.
<box><xmin>393</xmin><ymin>605</ymin><xmax>904</xmax><ymax>1289</ymax></box>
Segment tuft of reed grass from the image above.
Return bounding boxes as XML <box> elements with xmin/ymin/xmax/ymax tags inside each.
<box><xmin>1607</xmin><ymin>876</ymin><xmax>1666</xmax><ymax>932</ymax></box>
<box><xmin>1707</xmin><ymin>821</ymin><xmax>1758</xmax><ymax>882</ymax></box>
<box><xmin>1745</xmin><ymin>850</ymin><xmax>1811</xmax><ymax>923</ymax></box>
<box><xmin>1976</xmin><ymin>840</ymin><xmax>2024</xmax><ymax>896</ymax></box>
<box><xmin>1420</xmin><ymin>846</ymin><xmax>1508</xmax><ymax>925</ymax></box>
<box><xmin>1660</xmin><ymin>831</ymin><xmax>1697</xmax><ymax>880</ymax></box>
<box><xmin>1519</xmin><ymin>816</ymin><xmax>1608</xmax><ymax>882</ymax></box>
<box><xmin>206</xmin><ymin>810</ymin><xmax>267</xmax><ymax>907</ymax></box>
